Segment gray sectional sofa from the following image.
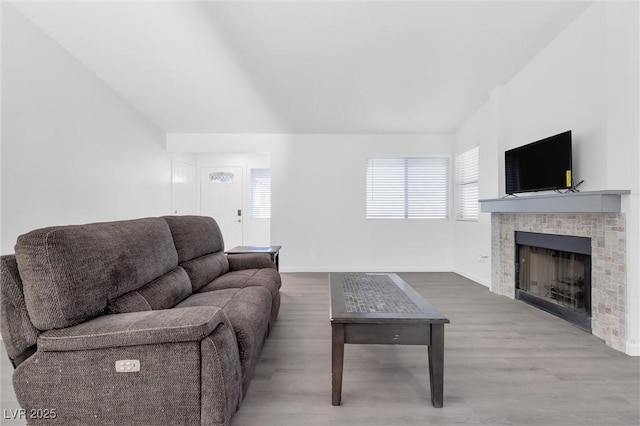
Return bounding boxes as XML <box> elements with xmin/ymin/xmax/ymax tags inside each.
<box><xmin>0</xmin><ymin>215</ymin><xmax>281</xmax><ymax>425</ymax></box>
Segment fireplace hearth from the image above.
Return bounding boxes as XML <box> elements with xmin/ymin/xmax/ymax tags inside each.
<box><xmin>515</xmin><ymin>232</ymin><xmax>592</xmax><ymax>331</ymax></box>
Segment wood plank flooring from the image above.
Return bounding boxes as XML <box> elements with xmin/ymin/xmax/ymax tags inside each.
<box><xmin>235</xmin><ymin>272</ymin><xmax>639</xmax><ymax>425</ymax></box>
<box><xmin>2</xmin><ymin>272</ymin><xmax>639</xmax><ymax>425</ymax></box>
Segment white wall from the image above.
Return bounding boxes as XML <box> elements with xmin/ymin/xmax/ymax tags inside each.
<box><xmin>605</xmin><ymin>1</ymin><xmax>640</xmax><ymax>357</ymax></box>
<box><xmin>452</xmin><ymin>88</ymin><xmax>504</xmax><ymax>286</ymax></box>
<box><xmin>504</xmin><ymin>3</ymin><xmax>607</xmax><ymax>190</ymax></box>
<box><xmin>453</xmin><ymin>1</ymin><xmax>639</xmax><ymax>355</ymax></box>
<box><xmin>171</xmin><ymin>153</ymin><xmax>198</xmax><ymax>215</ymax></box>
<box><xmin>168</xmin><ymin>133</ymin><xmax>455</xmax><ymax>272</ymax></box>
<box><xmin>1</xmin><ymin>4</ymin><xmax>172</xmax><ymax>253</ymax></box>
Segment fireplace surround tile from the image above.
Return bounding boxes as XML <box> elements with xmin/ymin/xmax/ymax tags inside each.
<box><xmin>491</xmin><ymin>212</ymin><xmax>626</xmax><ymax>352</ymax></box>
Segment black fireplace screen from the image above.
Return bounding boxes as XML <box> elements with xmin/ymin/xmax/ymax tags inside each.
<box><xmin>517</xmin><ymin>245</ymin><xmax>590</xmax><ymax>315</ymax></box>
<box><xmin>515</xmin><ymin>232</ymin><xmax>592</xmax><ymax>331</ymax></box>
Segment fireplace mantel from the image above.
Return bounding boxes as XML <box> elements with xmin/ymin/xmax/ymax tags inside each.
<box><xmin>480</xmin><ymin>190</ymin><xmax>630</xmax><ymax>214</ymax></box>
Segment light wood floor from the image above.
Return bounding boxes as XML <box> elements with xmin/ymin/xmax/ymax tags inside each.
<box><xmin>2</xmin><ymin>272</ymin><xmax>639</xmax><ymax>425</ymax></box>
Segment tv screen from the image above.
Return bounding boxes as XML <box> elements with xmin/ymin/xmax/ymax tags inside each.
<box><xmin>505</xmin><ymin>131</ymin><xmax>572</xmax><ymax>195</ymax></box>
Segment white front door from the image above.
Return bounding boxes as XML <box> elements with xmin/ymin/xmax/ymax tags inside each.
<box><xmin>200</xmin><ymin>166</ymin><xmax>244</xmax><ymax>250</ymax></box>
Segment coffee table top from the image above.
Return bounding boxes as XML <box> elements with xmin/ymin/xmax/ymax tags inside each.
<box><xmin>330</xmin><ymin>273</ymin><xmax>449</xmax><ymax>324</ymax></box>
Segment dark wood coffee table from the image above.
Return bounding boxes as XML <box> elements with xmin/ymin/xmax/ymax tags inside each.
<box><xmin>329</xmin><ymin>272</ymin><xmax>450</xmax><ymax>407</ymax></box>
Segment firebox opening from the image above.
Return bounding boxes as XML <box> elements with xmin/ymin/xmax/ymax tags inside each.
<box><xmin>515</xmin><ymin>232</ymin><xmax>592</xmax><ymax>332</ymax></box>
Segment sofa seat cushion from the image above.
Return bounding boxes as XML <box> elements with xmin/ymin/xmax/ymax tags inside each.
<box><xmin>199</xmin><ymin>268</ymin><xmax>281</xmax><ymax>323</ymax></box>
<box><xmin>175</xmin><ymin>286</ymin><xmax>272</xmax><ymax>397</ymax></box>
<box><xmin>177</xmin><ymin>288</ymin><xmax>240</xmax><ymax>310</ymax></box>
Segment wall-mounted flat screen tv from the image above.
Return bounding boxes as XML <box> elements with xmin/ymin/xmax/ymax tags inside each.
<box><xmin>505</xmin><ymin>130</ymin><xmax>572</xmax><ymax>195</ymax></box>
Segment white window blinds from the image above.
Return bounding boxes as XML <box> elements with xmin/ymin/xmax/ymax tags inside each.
<box><xmin>456</xmin><ymin>147</ymin><xmax>479</xmax><ymax>221</ymax></box>
<box><xmin>366</xmin><ymin>157</ymin><xmax>449</xmax><ymax>219</ymax></box>
<box><xmin>251</xmin><ymin>168</ymin><xmax>271</xmax><ymax>219</ymax></box>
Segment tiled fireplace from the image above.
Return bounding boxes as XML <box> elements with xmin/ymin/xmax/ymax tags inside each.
<box><xmin>483</xmin><ymin>192</ymin><xmax>629</xmax><ymax>352</ymax></box>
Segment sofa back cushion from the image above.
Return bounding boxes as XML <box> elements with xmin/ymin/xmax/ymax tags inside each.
<box><xmin>181</xmin><ymin>252</ymin><xmax>230</xmax><ymax>292</ymax></box>
<box><xmin>106</xmin><ymin>267</ymin><xmax>192</xmax><ymax>314</ymax></box>
<box><xmin>15</xmin><ymin>218</ymin><xmax>180</xmax><ymax>330</ymax></box>
<box><xmin>0</xmin><ymin>255</ymin><xmax>40</xmax><ymax>364</ymax></box>
<box><xmin>163</xmin><ymin>216</ymin><xmax>230</xmax><ymax>290</ymax></box>
<box><xmin>162</xmin><ymin>216</ymin><xmax>225</xmax><ymax>263</ymax></box>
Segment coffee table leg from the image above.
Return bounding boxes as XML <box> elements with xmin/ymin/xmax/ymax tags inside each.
<box><xmin>332</xmin><ymin>323</ymin><xmax>345</xmax><ymax>406</ymax></box>
<box><xmin>428</xmin><ymin>324</ymin><xmax>445</xmax><ymax>408</ymax></box>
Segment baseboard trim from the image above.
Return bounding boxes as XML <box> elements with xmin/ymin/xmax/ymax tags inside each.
<box><xmin>280</xmin><ymin>266</ymin><xmax>453</xmax><ymax>273</ymax></box>
<box><xmin>625</xmin><ymin>341</ymin><xmax>640</xmax><ymax>356</ymax></box>
<box><xmin>453</xmin><ymin>269</ymin><xmax>491</xmax><ymax>288</ymax></box>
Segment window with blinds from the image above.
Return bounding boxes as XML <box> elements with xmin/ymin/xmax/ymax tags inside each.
<box><xmin>366</xmin><ymin>157</ymin><xmax>450</xmax><ymax>219</ymax></box>
<box><xmin>251</xmin><ymin>168</ymin><xmax>271</xmax><ymax>219</ymax></box>
<box><xmin>456</xmin><ymin>147</ymin><xmax>479</xmax><ymax>221</ymax></box>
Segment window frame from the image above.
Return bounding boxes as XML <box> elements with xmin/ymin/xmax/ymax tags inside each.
<box><xmin>250</xmin><ymin>168</ymin><xmax>271</xmax><ymax>219</ymax></box>
<box><xmin>455</xmin><ymin>146</ymin><xmax>479</xmax><ymax>222</ymax></box>
<box><xmin>366</xmin><ymin>156</ymin><xmax>450</xmax><ymax>220</ymax></box>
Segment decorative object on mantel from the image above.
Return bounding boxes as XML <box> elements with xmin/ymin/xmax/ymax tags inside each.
<box><xmin>479</xmin><ymin>190</ymin><xmax>631</xmax><ymax>214</ymax></box>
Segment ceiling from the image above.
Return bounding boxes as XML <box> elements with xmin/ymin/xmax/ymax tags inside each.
<box><xmin>10</xmin><ymin>1</ymin><xmax>592</xmax><ymax>134</ymax></box>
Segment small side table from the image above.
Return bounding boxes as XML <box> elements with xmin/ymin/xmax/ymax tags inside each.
<box><xmin>225</xmin><ymin>245</ymin><xmax>282</xmax><ymax>271</ymax></box>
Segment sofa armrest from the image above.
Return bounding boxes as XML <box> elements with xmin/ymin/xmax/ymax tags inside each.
<box><xmin>38</xmin><ymin>306</ymin><xmax>228</xmax><ymax>351</ymax></box>
<box><xmin>14</xmin><ymin>306</ymin><xmax>242</xmax><ymax>425</ymax></box>
<box><xmin>227</xmin><ymin>253</ymin><xmax>275</xmax><ymax>271</ymax></box>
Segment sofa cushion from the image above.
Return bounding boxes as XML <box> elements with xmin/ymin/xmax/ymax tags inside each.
<box><xmin>177</xmin><ymin>288</ymin><xmax>240</xmax><ymax>309</ymax></box>
<box><xmin>201</xmin><ymin>269</ymin><xmax>281</xmax><ymax>297</ymax></box>
<box><xmin>200</xmin><ymin>268</ymin><xmax>281</xmax><ymax>323</ymax></box>
<box><xmin>163</xmin><ymin>215</ymin><xmax>225</xmax><ymax>263</ymax></box>
<box><xmin>106</xmin><ymin>267</ymin><xmax>192</xmax><ymax>314</ymax></box>
<box><xmin>175</xmin><ymin>286</ymin><xmax>272</xmax><ymax>396</ymax></box>
<box><xmin>181</xmin><ymin>252</ymin><xmax>230</xmax><ymax>292</ymax></box>
<box><xmin>0</xmin><ymin>255</ymin><xmax>39</xmax><ymax>363</ymax></box>
<box><xmin>15</xmin><ymin>218</ymin><xmax>179</xmax><ymax>330</ymax></box>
